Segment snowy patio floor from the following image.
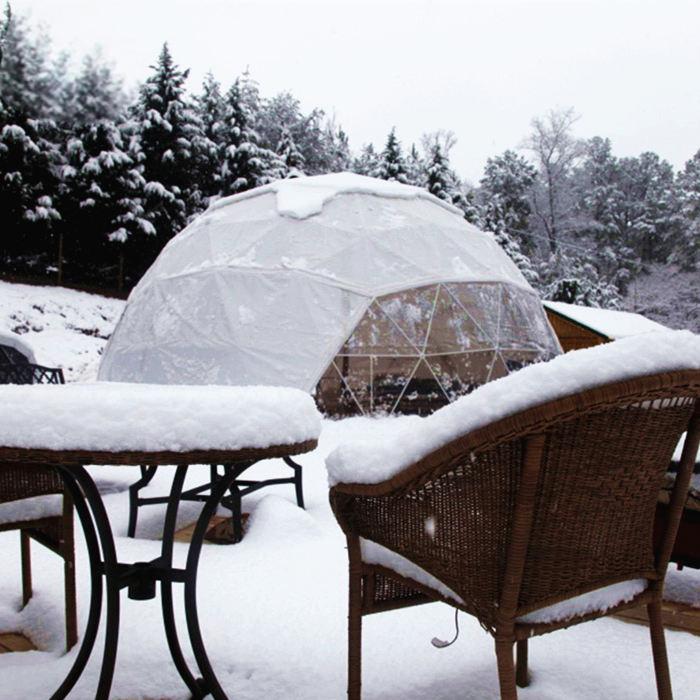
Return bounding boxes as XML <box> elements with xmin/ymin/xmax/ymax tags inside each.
<box><xmin>0</xmin><ymin>417</ymin><xmax>698</xmax><ymax>700</ymax></box>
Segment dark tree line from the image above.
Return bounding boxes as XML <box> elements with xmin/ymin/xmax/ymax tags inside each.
<box><xmin>0</xmin><ymin>6</ymin><xmax>697</xmax><ymax>304</ymax></box>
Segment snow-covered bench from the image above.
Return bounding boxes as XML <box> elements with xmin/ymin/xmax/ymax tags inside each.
<box><xmin>327</xmin><ymin>330</ymin><xmax>700</xmax><ymax>700</ymax></box>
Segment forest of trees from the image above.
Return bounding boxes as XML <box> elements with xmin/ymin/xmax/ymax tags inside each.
<box><xmin>0</xmin><ymin>5</ymin><xmax>698</xmax><ymax>307</ymax></box>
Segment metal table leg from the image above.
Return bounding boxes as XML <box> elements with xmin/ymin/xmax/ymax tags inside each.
<box><xmin>47</xmin><ymin>463</ymin><xmax>239</xmax><ymax>700</ymax></box>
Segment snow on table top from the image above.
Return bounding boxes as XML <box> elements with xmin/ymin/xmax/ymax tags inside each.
<box><xmin>327</xmin><ymin>330</ymin><xmax>700</xmax><ymax>486</ymax></box>
<box><xmin>208</xmin><ymin>171</ymin><xmax>463</xmax><ymax>220</ymax></box>
<box><xmin>0</xmin><ymin>382</ymin><xmax>321</xmax><ymax>454</ymax></box>
<box><xmin>544</xmin><ymin>300</ymin><xmax>669</xmax><ymax>339</ymax></box>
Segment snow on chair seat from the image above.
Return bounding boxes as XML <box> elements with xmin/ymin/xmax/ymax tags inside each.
<box><xmin>0</xmin><ymin>493</ymin><xmax>63</xmax><ymax>525</ymax></box>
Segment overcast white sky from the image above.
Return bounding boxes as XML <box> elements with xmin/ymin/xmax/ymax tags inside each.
<box><xmin>13</xmin><ymin>0</ymin><xmax>700</xmax><ymax>182</ymax></box>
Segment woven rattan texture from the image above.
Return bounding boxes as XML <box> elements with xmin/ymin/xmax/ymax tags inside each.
<box><xmin>330</xmin><ymin>372</ymin><xmax>700</xmax><ymax>634</ymax></box>
<box><xmin>0</xmin><ymin>464</ymin><xmax>63</xmax><ymax>502</ymax></box>
<box><xmin>335</xmin><ymin>440</ymin><xmax>522</xmax><ymax>627</ymax></box>
<box><xmin>518</xmin><ymin>396</ymin><xmax>694</xmax><ymax>613</ymax></box>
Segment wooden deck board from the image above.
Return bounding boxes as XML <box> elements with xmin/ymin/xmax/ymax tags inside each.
<box><xmin>174</xmin><ymin>513</ymin><xmax>249</xmax><ymax>544</ymax></box>
<box><xmin>0</xmin><ymin>632</ymin><xmax>36</xmax><ymax>653</ymax></box>
<box><xmin>615</xmin><ymin>600</ymin><xmax>700</xmax><ymax>636</ymax></box>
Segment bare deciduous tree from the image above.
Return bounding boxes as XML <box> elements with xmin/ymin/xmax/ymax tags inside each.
<box><xmin>524</xmin><ymin>107</ymin><xmax>585</xmax><ymax>253</ymax></box>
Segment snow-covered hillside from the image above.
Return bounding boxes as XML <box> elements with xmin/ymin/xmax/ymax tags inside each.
<box><xmin>623</xmin><ymin>264</ymin><xmax>700</xmax><ymax>334</ymax></box>
<box><xmin>0</xmin><ymin>281</ymin><xmax>124</xmax><ymax>381</ymax></box>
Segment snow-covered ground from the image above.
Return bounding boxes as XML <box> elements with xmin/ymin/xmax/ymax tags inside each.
<box><xmin>0</xmin><ymin>421</ymin><xmax>699</xmax><ymax>700</ymax></box>
<box><xmin>0</xmin><ymin>280</ymin><xmax>698</xmax><ymax>699</ymax></box>
<box><xmin>0</xmin><ymin>281</ymin><xmax>124</xmax><ymax>382</ymax></box>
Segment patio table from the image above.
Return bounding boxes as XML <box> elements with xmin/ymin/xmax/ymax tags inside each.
<box><xmin>0</xmin><ymin>382</ymin><xmax>321</xmax><ymax>700</ymax></box>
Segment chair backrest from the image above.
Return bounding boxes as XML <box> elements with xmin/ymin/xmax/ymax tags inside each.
<box><xmin>332</xmin><ymin>369</ymin><xmax>700</xmax><ymax>632</ymax></box>
<box><xmin>512</xmin><ymin>374</ymin><xmax>698</xmax><ymax>617</ymax></box>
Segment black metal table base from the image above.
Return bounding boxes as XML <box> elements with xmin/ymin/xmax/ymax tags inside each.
<box><xmin>127</xmin><ymin>457</ymin><xmax>304</xmax><ymax>542</ymax></box>
<box><xmin>50</xmin><ymin>462</ymin><xmax>242</xmax><ymax>700</ymax></box>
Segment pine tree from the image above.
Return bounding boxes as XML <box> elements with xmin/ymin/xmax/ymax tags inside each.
<box><xmin>405</xmin><ymin>143</ymin><xmax>424</xmax><ymax>186</ymax></box>
<box><xmin>0</xmin><ymin>8</ymin><xmax>56</xmax><ymax>123</ymax></box>
<box><xmin>0</xmin><ymin>118</ymin><xmax>62</xmax><ymax>274</ymax></box>
<box><xmin>672</xmin><ymin>149</ymin><xmax>700</xmax><ymax>271</ymax></box>
<box><xmin>539</xmin><ymin>249</ymin><xmax>620</xmax><ymax>308</ymax></box>
<box><xmin>323</xmin><ymin>123</ymin><xmax>351</xmax><ymax>173</ymax></box>
<box><xmin>219</xmin><ymin>77</ymin><xmax>269</xmax><ymax>194</ymax></box>
<box><xmin>62</xmin><ymin>120</ymin><xmax>152</xmax><ymax>288</ymax></box>
<box><xmin>424</xmin><ymin>142</ymin><xmax>453</xmax><ymax>202</ymax></box>
<box><xmin>132</xmin><ymin>43</ymin><xmax>212</xmax><ymax>241</ymax></box>
<box><xmin>58</xmin><ymin>50</ymin><xmax>127</xmax><ymax>126</ymax></box>
<box><xmin>276</xmin><ymin>126</ymin><xmax>305</xmax><ymax>178</ymax></box>
<box><xmin>375</xmin><ymin>127</ymin><xmax>408</xmax><ymax>182</ymax></box>
<box><xmin>352</xmin><ymin>143</ymin><xmax>378</xmax><ymax>176</ymax></box>
<box><xmin>195</xmin><ymin>72</ymin><xmax>225</xmax><ymax>198</ymax></box>
<box><xmin>480</xmin><ymin>151</ymin><xmax>537</xmax><ymax>236</ymax></box>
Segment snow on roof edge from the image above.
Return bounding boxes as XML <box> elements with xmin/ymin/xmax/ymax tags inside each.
<box><xmin>543</xmin><ymin>300</ymin><xmax>669</xmax><ymax>339</ymax></box>
<box><xmin>206</xmin><ymin>172</ymin><xmax>464</xmax><ymax>220</ymax></box>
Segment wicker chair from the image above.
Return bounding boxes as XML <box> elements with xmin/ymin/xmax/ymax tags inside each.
<box><xmin>0</xmin><ymin>465</ymin><xmax>77</xmax><ymax>652</ymax></box>
<box><xmin>330</xmin><ymin>369</ymin><xmax>700</xmax><ymax>699</ymax></box>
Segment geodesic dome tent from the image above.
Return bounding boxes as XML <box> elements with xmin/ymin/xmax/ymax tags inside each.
<box><xmin>99</xmin><ymin>173</ymin><xmax>561</xmax><ymax>415</ymax></box>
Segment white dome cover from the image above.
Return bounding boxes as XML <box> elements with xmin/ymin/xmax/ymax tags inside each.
<box><xmin>99</xmin><ymin>173</ymin><xmax>551</xmax><ymax>390</ymax></box>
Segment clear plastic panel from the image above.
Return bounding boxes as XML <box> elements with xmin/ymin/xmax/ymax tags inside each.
<box><xmin>340</xmin><ymin>301</ymin><xmax>418</xmax><ymax>355</ymax></box>
<box><xmin>427</xmin><ymin>350</ymin><xmax>498</xmax><ymax>401</ymax></box>
<box><xmin>425</xmin><ymin>285</ymin><xmax>493</xmax><ymax>353</ymax></box>
<box><xmin>378</xmin><ymin>285</ymin><xmax>439</xmax><ymax>351</ymax></box>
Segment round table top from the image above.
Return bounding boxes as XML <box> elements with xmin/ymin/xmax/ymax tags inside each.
<box><xmin>0</xmin><ymin>439</ymin><xmax>318</xmax><ymax>467</ymax></box>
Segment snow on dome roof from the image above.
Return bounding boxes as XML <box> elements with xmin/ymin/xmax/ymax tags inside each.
<box><xmin>544</xmin><ymin>301</ymin><xmax>669</xmax><ymax>340</ymax></box>
<box><xmin>99</xmin><ymin>174</ymin><xmax>555</xmax><ymax>392</ymax></box>
<box><xmin>209</xmin><ymin>172</ymin><xmax>464</xmax><ymax>220</ymax></box>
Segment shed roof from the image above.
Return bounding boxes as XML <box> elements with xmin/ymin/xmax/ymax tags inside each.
<box><xmin>543</xmin><ymin>301</ymin><xmax>669</xmax><ymax>340</ymax></box>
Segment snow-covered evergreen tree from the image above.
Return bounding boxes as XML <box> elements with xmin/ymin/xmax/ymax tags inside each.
<box><xmin>323</xmin><ymin>122</ymin><xmax>351</xmax><ymax>173</ymax></box>
<box><xmin>480</xmin><ymin>150</ymin><xmax>537</xmax><ymax>243</ymax></box>
<box><xmin>405</xmin><ymin>143</ymin><xmax>424</xmax><ymax>186</ymax></box>
<box><xmin>672</xmin><ymin>149</ymin><xmax>700</xmax><ymax>271</ymax></box>
<box><xmin>0</xmin><ymin>8</ymin><xmax>56</xmax><ymax>122</ymax></box>
<box><xmin>424</xmin><ymin>141</ymin><xmax>453</xmax><ymax>202</ymax></box>
<box><xmin>575</xmin><ymin>138</ymin><xmax>679</xmax><ymax>291</ymax></box>
<box><xmin>375</xmin><ymin>127</ymin><xmax>408</xmax><ymax>182</ymax></box>
<box><xmin>219</xmin><ymin>77</ymin><xmax>271</xmax><ymax>194</ymax></box>
<box><xmin>352</xmin><ymin>143</ymin><xmax>378</xmax><ymax>176</ymax></box>
<box><xmin>131</xmin><ymin>43</ymin><xmax>212</xmax><ymax>240</ymax></box>
<box><xmin>58</xmin><ymin>49</ymin><xmax>126</xmax><ymax>126</ymax></box>
<box><xmin>0</xmin><ymin>118</ymin><xmax>62</xmax><ymax>273</ymax></box>
<box><xmin>62</xmin><ymin>120</ymin><xmax>152</xmax><ymax>288</ymax></box>
<box><xmin>195</xmin><ymin>72</ymin><xmax>225</xmax><ymax>198</ymax></box>
<box><xmin>276</xmin><ymin>126</ymin><xmax>305</xmax><ymax>178</ymax></box>
<box><xmin>539</xmin><ymin>249</ymin><xmax>621</xmax><ymax>308</ymax></box>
